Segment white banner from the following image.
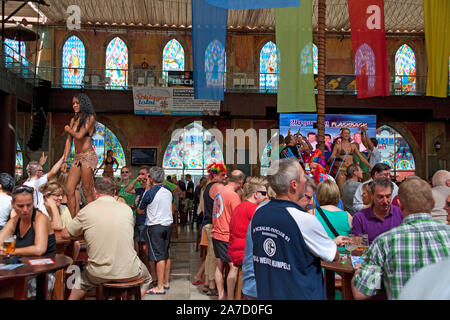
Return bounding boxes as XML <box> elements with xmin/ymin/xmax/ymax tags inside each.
<box><xmin>133</xmin><ymin>87</ymin><xmax>221</xmax><ymax>115</ymax></box>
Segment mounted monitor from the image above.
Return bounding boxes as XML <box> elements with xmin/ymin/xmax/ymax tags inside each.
<box><xmin>131</xmin><ymin>148</ymin><xmax>157</xmax><ymax>166</ymax></box>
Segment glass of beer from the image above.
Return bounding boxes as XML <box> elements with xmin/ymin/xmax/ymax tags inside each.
<box><xmin>358</xmin><ymin>234</ymin><xmax>369</xmax><ymax>251</ymax></box>
<box><xmin>3</xmin><ymin>235</ymin><xmax>16</xmax><ymax>257</ymax></box>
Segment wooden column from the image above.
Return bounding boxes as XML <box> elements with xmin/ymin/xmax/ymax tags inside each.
<box><xmin>0</xmin><ymin>93</ymin><xmax>17</xmax><ymax>176</ymax></box>
<box><xmin>317</xmin><ymin>0</ymin><xmax>326</xmax><ymax>154</ymax></box>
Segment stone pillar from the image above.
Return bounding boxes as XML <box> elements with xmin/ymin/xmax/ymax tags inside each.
<box><xmin>0</xmin><ymin>93</ymin><xmax>17</xmax><ymax>176</ymax></box>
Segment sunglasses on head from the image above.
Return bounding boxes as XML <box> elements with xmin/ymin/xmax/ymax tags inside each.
<box><xmin>13</xmin><ymin>185</ymin><xmax>34</xmax><ymax>194</ymax></box>
<box><xmin>257</xmin><ymin>191</ymin><xmax>267</xmax><ymax>196</ymax></box>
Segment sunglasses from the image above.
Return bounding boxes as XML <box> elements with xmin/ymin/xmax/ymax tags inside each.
<box><xmin>121</xmin><ymin>171</ymin><xmax>129</xmax><ymax>174</ymax></box>
<box><xmin>13</xmin><ymin>185</ymin><xmax>34</xmax><ymax>194</ymax></box>
<box><xmin>257</xmin><ymin>191</ymin><xmax>267</xmax><ymax>196</ymax></box>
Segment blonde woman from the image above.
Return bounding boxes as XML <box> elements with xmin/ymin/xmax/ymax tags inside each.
<box><xmin>311</xmin><ymin>180</ymin><xmax>352</xmax><ymax>252</ymax></box>
<box><xmin>361</xmin><ymin>183</ymin><xmax>373</xmax><ymax>209</ymax></box>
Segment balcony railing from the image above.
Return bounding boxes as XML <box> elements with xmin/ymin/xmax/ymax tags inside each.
<box><xmin>1</xmin><ymin>49</ymin><xmax>449</xmax><ymax>96</ymax></box>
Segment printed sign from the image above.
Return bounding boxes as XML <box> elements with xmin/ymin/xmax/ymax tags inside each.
<box><xmin>133</xmin><ymin>87</ymin><xmax>221</xmax><ymax>115</ymax></box>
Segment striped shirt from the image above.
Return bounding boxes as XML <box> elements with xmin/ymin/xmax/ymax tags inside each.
<box><xmin>354</xmin><ymin>213</ymin><xmax>450</xmax><ymax>300</ymax></box>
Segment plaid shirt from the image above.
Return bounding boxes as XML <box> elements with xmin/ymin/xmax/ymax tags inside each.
<box><xmin>354</xmin><ymin>213</ymin><xmax>450</xmax><ymax>300</ymax></box>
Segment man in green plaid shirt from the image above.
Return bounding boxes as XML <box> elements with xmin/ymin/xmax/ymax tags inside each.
<box><xmin>351</xmin><ymin>177</ymin><xmax>450</xmax><ymax>300</ymax></box>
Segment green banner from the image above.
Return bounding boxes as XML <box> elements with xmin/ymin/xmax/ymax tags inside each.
<box><xmin>424</xmin><ymin>0</ymin><xmax>450</xmax><ymax>98</ymax></box>
<box><xmin>275</xmin><ymin>0</ymin><xmax>316</xmax><ymax>113</ymax></box>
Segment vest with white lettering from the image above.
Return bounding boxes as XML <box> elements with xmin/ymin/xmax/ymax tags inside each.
<box><xmin>251</xmin><ymin>199</ymin><xmax>326</xmax><ymax>300</ymax></box>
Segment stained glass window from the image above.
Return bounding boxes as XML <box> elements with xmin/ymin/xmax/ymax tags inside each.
<box><xmin>67</xmin><ymin>121</ymin><xmax>126</xmax><ymax>177</ymax></box>
<box><xmin>259</xmin><ymin>41</ymin><xmax>278</xmax><ymax>92</ymax></box>
<box><xmin>105</xmin><ymin>37</ymin><xmax>128</xmax><ymax>89</ymax></box>
<box><xmin>62</xmin><ymin>35</ymin><xmax>85</xmax><ymax>88</ymax></box>
<box><xmin>376</xmin><ymin>125</ymin><xmax>415</xmax><ymax>181</ymax></box>
<box><xmin>15</xmin><ymin>142</ymin><xmax>23</xmax><ymax>179</ymax></box>
<box><xmin>162</xmin><ymin>39</ymin><xmax>185</xmax><ymax>83</ymax></box>
<box><xmin>395</xmin><ymin>44</ymin><xmax>416</xmax><ymax>93</ymax></box>
<box><xmin>300</xmin><ymin>43</ymin><xmax>318</xmax><ymax>75</ymax></box>
<box><xmin>355</xmin><ymin>43</ymin><xmax>376</xmax><ymax>90</ymax></box>
<box><xmin>4</xmin><ymin>39</ymin><xmax>28</xmax><ymax>67</ymax></box>
<box><xmin>163</xmin><ymin>122</ymin><xmax>224</xmax><ymax>182</ymax></box>
<box><xmin>205</xmin><ymin>40</ymin><xmax>226</xmax><ymax>89</ymax></box>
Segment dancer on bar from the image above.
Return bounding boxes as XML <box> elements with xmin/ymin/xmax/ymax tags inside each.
<box><xmin>95</xmin><ymin>150</ymin><xmax>119</xmax><ymax>178</ymax></box>
<box><xmin>61</xmin><ymin>93</ymin><xmax>97</xmax><ymax>218</ymax></box>
<box><xmin>327</xmin><ymin>128</ymin><xmax>371</xmax><ymax>192</ymax></box>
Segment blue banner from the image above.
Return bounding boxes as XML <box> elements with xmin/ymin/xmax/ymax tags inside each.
<box><xmin>206</xmin><ymin>0</ymin><xmax>300</xmax><ymax>9</ymax></box>
<box><xmin>192</xmin><ymin>0</ymin><xmax>228</xmax><ymax>101</ymax></box>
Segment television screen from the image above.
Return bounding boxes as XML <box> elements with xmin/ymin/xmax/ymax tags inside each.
<box><xmin>131</xmin><ymin>148</ymin><xmax>157</xmax><ymax>166</ymax></box>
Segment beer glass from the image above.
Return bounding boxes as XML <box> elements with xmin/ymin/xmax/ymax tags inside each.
<box><xmin>358</xmin><ymin>234</ymin><xmax>369</xmax><ymax>251</ymax></box>
<box><xmin>3</xmin><ymin>235</ymin><xmax>16</xmax><ymax>257</ymax></box>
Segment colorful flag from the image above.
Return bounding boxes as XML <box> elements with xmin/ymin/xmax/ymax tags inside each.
<box><xmin>206</xmin><ymin>0</ymin><xmax>300</xmax><ymax>9</ymax></box>
<box><xmin>275</xmin><ymin>0</ymin><xmax>316</xmax><ymax>113</ymax></box>
<box><xmin>192</xmin><ymin>0</ymin><xmax>228</xmax><ymax>101</ymax></box>
<box><xmin>347</xmin><ymin>0</ymin><xmax>389</xmax><ymax>98</ymax></box>
<box><xmin>424</xmin><ymin>0</ymin><xmax>450</xmax><ymax>98</ymax></box>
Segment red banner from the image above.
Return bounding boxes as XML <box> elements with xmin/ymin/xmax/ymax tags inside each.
<box><xmin>348</xmin><ymin>0</ymin><xmax>389</xmax><ymax>98</ymax></box>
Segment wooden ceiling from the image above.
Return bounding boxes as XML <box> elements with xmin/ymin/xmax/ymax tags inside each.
<box><xmin>5</xmin><ymin>0</ymin><xmax>425</xmax><ymax>32</ymax></box>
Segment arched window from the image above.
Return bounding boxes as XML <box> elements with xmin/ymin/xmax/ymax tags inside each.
<box><xmin>259</xmin><ymin>41</ymin><xmax>278</xmax><ymax>92</ymax></box>
<box><xmin>4</xmin><ymin>39</ymin><xmax>28</xmax><ymax>67</ymax></box>
<box><xmin>355</xmin><ymin>43</ymin><xmax>376</xmax><ymax>91</ymax></box>
<box><xmin>15</xmin><ymin>142</ymin><xmax>23</xmax><ymax>179</ymax></box>
<box><xmin>105</xmin><ymin>37</ymin><xmax>128</xmax><ymax>89</ymax></box>
<box><xmin>163</xmin><ymin>122</ymin><xmax>224</xmax><ymax>182</ymax></box>
<box><xmin>162</xmin><ymin>39</ymin><xmax>185</xmax><ymax>84</ymax></box>
<box><xmin>376</xmin><ymin>125</ymin><xmax>416</xmax><ymax>181</ymax></box>
<box><xmin>62</xmin><ymin>35</ymin><xmax>86</xmax><ymax>88</ymax></box>
<box><xmin>205</xmin><ymin>40</ymin><xmax>226</xmax><ymax>88</ymax></box>
<box><xmin>67</xmin><ymin>122</ymin><xmax>126</xmax><ymax>177</ymax></box>
<box><xmin>395</xmin><ymin>44</ymin><xmax>416</xmax><ymax>93</ymax></box>
<box><xmin>300</xmin><ymin>43</ymin><xmax>318</xmax><ymax>75</ymax></box>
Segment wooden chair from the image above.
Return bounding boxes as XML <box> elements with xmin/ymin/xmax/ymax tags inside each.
<box><xmin>99</xmin><ymin>278</ymin><xmax>145</xmax><ymax>300</ymax></box>
<box><xmin>234</xmin><ymin>267</ymin><xmax>243</xmax><ymax>300</ymax></box>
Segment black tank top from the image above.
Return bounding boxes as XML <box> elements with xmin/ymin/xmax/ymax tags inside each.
<box><xmin>203</xmin><ymin>181</ymin><xmax>218</xmax><ymax>225</ymax></box>
<box><xmin>14</xmin><ymin>208</ymin><xmax>56</xmax><ymax>255</ymax></box>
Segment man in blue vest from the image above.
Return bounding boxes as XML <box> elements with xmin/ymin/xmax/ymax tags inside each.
<box><xmin>251</xmin><ymin>158</ymin><xmax>349</xmax><ymax>299</ymax></box>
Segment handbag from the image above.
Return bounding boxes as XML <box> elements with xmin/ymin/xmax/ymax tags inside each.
<box><xmin>315</xmin><ymin>206</ymin><xmax>340</xmax><ymax>238</ymax></box>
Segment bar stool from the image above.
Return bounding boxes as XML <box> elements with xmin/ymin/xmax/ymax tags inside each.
<box><xmin>99</xmin><ymin>278</ymin><xmax>145</xmax><ymax>300</ymax></box>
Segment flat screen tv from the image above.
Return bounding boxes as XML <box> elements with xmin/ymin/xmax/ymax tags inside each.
<box><xmin>131</xmin><ymin>148</ymin><xmax>157</xmax><ymax>166</ymax></box>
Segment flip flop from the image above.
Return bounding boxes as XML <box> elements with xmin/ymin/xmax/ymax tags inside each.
<box><xmin>206</xmin><ymin>289</ymin><xmax>218</xmax><ymax>297</ymax></box>
<box><xmin>146</xmin><ymin>288</ymin><xmax>166</xmax><ymax>295</ymax></box>
<box><xmin>164</xmin><ymin>285</ymin><xmax>170</xmax><ymax>290</ymax></box>
<box><xmin>191</xmin><ymin>280</ymin><xmax>204</xmax><ymax>286</ymax></box>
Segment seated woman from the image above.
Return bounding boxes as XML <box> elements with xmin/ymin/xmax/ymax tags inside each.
<box><xmin>40</xmin><ymin>180</ymin><xmax>81</xmax><ymax>260</ymax></box>
<box><xmin>0</xmin><ymin>185</ymin><xmax>57</xmax><ymax>298</ymax></box>
<box><xmin>310</xmin><ymin>180</ymin><xmax>353</xmax><ymax>252</ymax></box>
<box><xmin>361</xmin><ymin>182</ymin><xmax>373</xmax><ymax>210</ymax></box>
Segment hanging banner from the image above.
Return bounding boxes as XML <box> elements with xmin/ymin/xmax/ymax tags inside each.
<box><xmin>276</xmin><ymin>0</ymin><xmax>316</xmax><ymax>113</ymax></box>
<box><xmin>206</xmin><ymin>0</ymin><xmax>300</xmax><ymax>9</ymax></box>
<box><xmin>424</xmin><ymin>0</ymin><xmax>450</xmax><ymax>98</ymax></box>
<box><xmin>192</xmin><ymin>0</ymin><xmax>227</xmax><ymax>101</ymax></box>
<box><xmin>133</xmin><ymin>87</ymin><xmax>220</xmax><ymax>115</ymax></box>
<box><xmin>347</xmin><ymin>0</ymin><xmax>389</xmax><ymax>98</ymax></box>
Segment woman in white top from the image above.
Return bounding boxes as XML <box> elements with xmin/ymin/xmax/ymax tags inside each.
<box><xmin>0</xmin><ymin>173</ymin><xmax>14</xmax><ymax>230</ymax></box>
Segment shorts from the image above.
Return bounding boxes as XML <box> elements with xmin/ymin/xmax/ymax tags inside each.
<box><xmin>73</xmin><ymin>149</ymin><xmax>98</xmax><ymax>170</ymax></box>
<box><xmin>212</xmin><ymin>238</ymin><xmax>231</xmax><ymax>263</ymax></box>
<box><xmin>145</xmin><ymin>224</ymin><xmax>173</xmax><ymax>262</ymax></box>
<box><xmin>134</xmin><ymin>224</ymin><xmax>146</xmax><ymax>243</ymax></box>
<box><xmin>79</xmin><ymin>260</ymin><xmax>151</xmax><ymax>292</ymax></box>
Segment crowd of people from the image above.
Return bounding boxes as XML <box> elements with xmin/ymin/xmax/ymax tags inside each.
<box><xmin>0</xmin><ymin>95</ymin><xmax>448</xmax><ymax>300</ymax></box>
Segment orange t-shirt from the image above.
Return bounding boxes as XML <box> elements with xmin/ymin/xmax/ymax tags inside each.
<box><xmin>211</xmin><ymin>185</ymin><xmax>241</xmax><ymax>243</ymax></box>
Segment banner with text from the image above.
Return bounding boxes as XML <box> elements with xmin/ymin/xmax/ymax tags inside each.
<box><xmin>133</xmin><ymin>87</ymin><xmax>220</xmax><ymax>115</ymax></box>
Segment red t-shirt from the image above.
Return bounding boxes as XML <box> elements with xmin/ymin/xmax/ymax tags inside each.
<box><xmin>228</xmin><ymin>201</ymin><xmax>258</xmax><ymax>266</ymax></box>
<box><xmin>211</xmin><ymin>185</ymin><xmax>241</xmax><ymax>242</ymax></box>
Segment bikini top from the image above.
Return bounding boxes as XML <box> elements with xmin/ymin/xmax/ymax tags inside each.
<box><xmin>105</xmin><ymin>158</ymin><xmax>114</xmax><ymax>165</ymax></box>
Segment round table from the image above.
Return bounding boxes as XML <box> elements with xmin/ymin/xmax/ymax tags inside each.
<box><xmin>0</xmin><ymin>254</ymin><xmax>73</xmax><ymax>300</ymax></box>
<box><xmin>321</xmin><ymin>251</ymin><xmax>362</xmax><ymax>300</ymax></box>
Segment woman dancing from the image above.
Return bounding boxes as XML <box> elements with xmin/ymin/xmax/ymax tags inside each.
<box><xmin>327</xmin><ymin>128</ymin><xmax>371</xmax><ymax>192</ymax></box>
<box><xmin>95</xmin><ymin>150</ymin><xmax>119</xmax><ymax>177</ymax></box>
<box><xmin>61</xmin><ymin>93</ymin><xmax>97</xmax><ymax>218</ymax></box>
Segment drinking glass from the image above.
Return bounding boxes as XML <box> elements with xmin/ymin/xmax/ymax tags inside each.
<box><xmin>344</xmin><ymin>234</ymin><xmax>357</xmax><ymax>258</ymax></box>
<box><xmin>3</xmin><ymin>235</ymin><xmax>16</xmax><ymax>257</ymax></box>
<box><xmin>358</xmin><ymin>234</ymin><xmax>369</xmax><ymax>252</ymax></box>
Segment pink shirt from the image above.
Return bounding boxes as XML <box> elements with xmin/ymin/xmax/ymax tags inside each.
<box><xmin>211</xmin><ymin>185</ymin><xmax>241</xmax><ymax>242</ymax></box>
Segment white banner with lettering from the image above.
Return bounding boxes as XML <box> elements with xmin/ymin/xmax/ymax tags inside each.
<box><xmin>133</xmin><ymin>87</ymin><xmax>221</xmax><ymax>115</ymax></box>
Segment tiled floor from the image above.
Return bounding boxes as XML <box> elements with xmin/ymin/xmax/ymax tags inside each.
<box><xmin>142</xmin><ymin>224</ymin><xmax>217</xmax><ymax>300</ymax></box>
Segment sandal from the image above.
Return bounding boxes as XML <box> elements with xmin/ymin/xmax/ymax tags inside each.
<box><xmin>192</xmin><ymin>280</ymin><xmax>204</xmax><ymax>286</ymax></box>
<box><xmin>206</xmin><ymin>289</ymin><xmax>218</xmax><ymax>296</ymax></box>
